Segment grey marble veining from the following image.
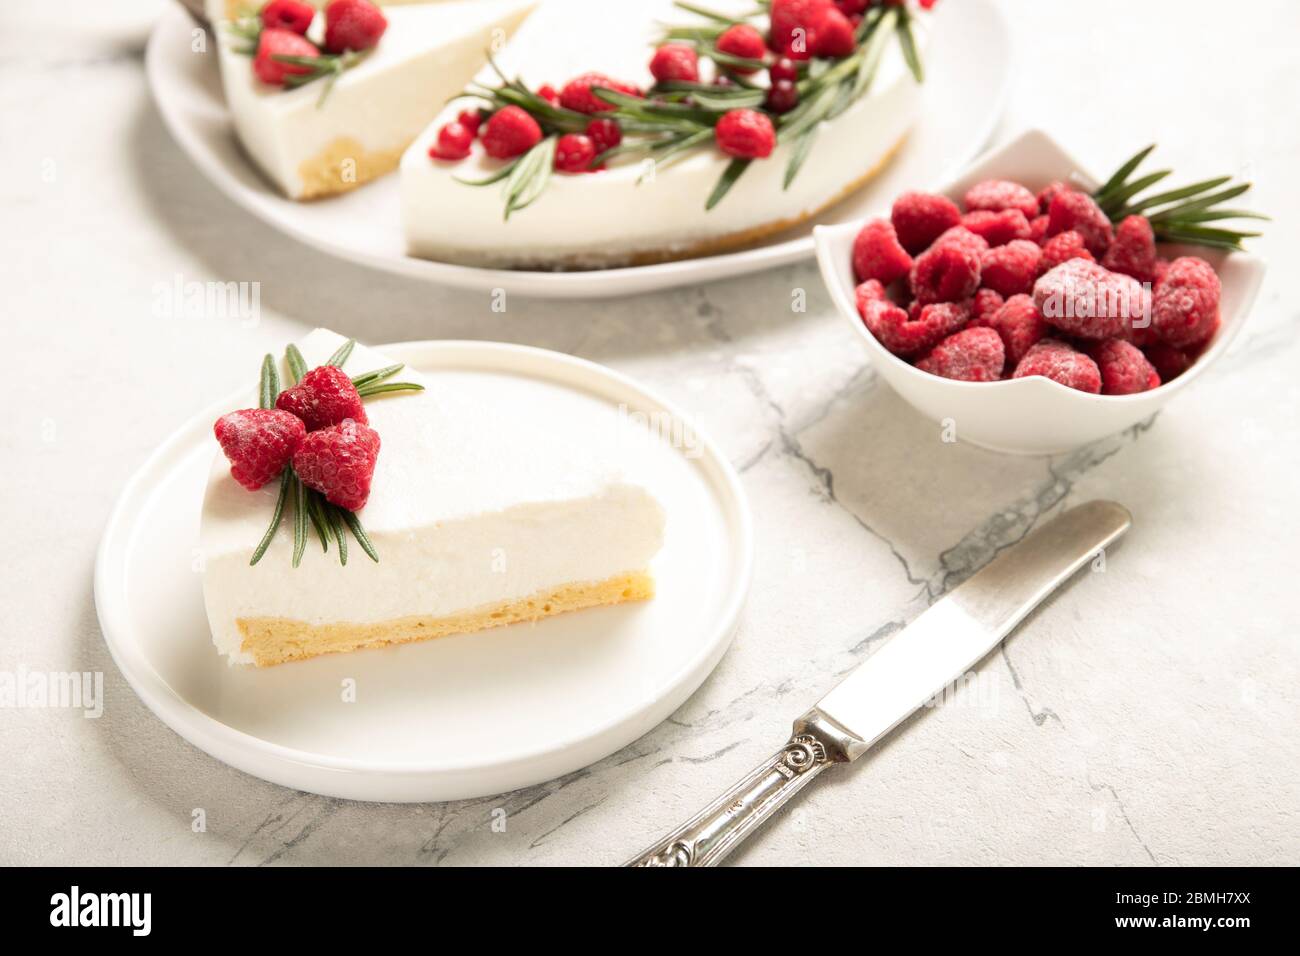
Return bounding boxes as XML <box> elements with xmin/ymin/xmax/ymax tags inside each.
<box><xmin>1</xmin><ymin>0</ymin><xmax>1297</xmax><ymax>866</ymax></box>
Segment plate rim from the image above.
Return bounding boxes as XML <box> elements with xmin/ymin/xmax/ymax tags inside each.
<box><xmin>94</xmin><ymin>339</ymin><xmax>754</xmax><ymax>797</ymax></box>
<box><xmin>144</xmin><ymin>0</ymin><xmax>1013</xmax><ymax>298</ymax></box>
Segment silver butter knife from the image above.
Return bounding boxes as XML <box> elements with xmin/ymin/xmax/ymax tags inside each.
<box><xmin>627</xmin><ymin>499</ymin><xmax>1132</xmax><ymax>867</ymax></box>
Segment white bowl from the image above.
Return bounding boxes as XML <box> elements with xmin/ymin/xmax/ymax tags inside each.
<box><xmin>814</xmin><ymin>129</ymin><xmax>1267</xmax><ymax>455</ymax></box>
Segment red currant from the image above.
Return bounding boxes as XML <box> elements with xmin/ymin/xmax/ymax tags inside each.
<box><xmin>769</xmin><ymin>57</ymin><xmax>799</xmax><ymax>84</ymax></box>
<box><xmin>765</xmin><ymin>79</ymin><xmax>799</xmax><ymax>114</ymax></box>
<box><xmin>428</xmin><ymin>121</ymin><xmax>473</xmax><ymax>161</ymax></box>
<box><xmin>554</xmin><ymin>133</ymin><xmax>597</xmax><ymax>173</ymax></box>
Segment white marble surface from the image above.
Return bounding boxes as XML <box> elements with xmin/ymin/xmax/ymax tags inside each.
<box><xmin>2</xmin><ymin>0</ymin><xmax>1298</xmax><ymax>866</ymax></box>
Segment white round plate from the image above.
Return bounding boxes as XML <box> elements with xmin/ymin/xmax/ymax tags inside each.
<box><xmin>95</xmin><ymin>341</ymin><xmax>753</xmax><ymax>802</ymax></box>
<box><xmin>145</xmin><ymin>0</ymin><xmax>1011</xmax><ymax>299</ymax></box>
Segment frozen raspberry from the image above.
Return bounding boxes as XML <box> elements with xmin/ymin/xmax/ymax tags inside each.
<box><xmin>292</xmin><ymin>419</ymin><xmax>381</xmax><ymax>512</ymax></box>
<box><xmin>854</xmin><ymin>278</ymin><xmax>886</xmax><ymax>317</ymax></box>
<box><xmin>1028</xmin><ymin>214</ymin><xmax>1049</xmax><ymax>245</ymax></box>
<box><xmin>481</xmin><ymin>105</ymin><xmax>542</xmax><ymax>159</ymax></box>
<box><xmin>861</xmin><ymin>298</ymin><xmax>968</xmax><ymax>358</ymax></box>
<box><xmin>765</xmin><ymin>80</ymin><xmax>799</xmax><ymax>114</ymax></box>
<box><xmin>964</xmin><ymin>179</ymin><xmax>1038</xmax><ymax>219</ymax></box>
<box><xmin>715</xmin><ymin>108</ymin><xmax>776</xmax><ymax>159</ymax></box>
<box><xmin>1038</xmin><ymin>230</ymin><xmax>1094</xmax><ymax>274</ymax></box>
<box><xmin>585</xmin><ymin>118</ymin><xmax>622</xmax><ymax>155</ymax></box>
<box><xmin>769</xmin><ymin>57</ymin><xmax>800</xmax><ymax>83</ymax></box>
<box><xmin>559</xmin><ymin>72</ymin><xmax>641</xmax><ymax>113</ymax></box>
<box><xmin>214</xmin><ymin>409</ymin><xmax>306</xmax><ymax>491</ymax></box>
<box><xmin>980</xmin><ymin>239</ymin><xmax>1041</xmax><ymax>297</ymax></box>
<box><xmin>932</xmin><ymin>225</ymin><xmax>989</xmax><ymax>258</ymax></box>
<box><xmin>969</xmin><ymin>288</ymin><xmax>1005</xmax><ymax>327</ymax></box>
<box><xmin>1153</xmin><ymin>257</ymin><xmax>1172</xmax><ymax>287</ymax></box>
<box><xmin>323</xmin><ymin>0</ymin><xmax>387</xmax><ymax>54</ymax></box>
<box><xmin>1143</xmin><ymin>343</ymin><xmax>1192</xmax><ymax>383</ymax></box>
<box><xmin>835</xmin><ymin>0</ymin><xmax>869</xmax><ymax>13</ymax></box>
<box><xmin>852</xmin><ymin>218</ymin><xmax>913</xmax><ymax>285</ymax></box>
<box><xmin>1036</xmin><ymin>181</ymin><xmax>1071</xmax><ymax>214</ymax></box>
<box><xmin>916</xmin><ymin>328</ymin><xmax>1005</xmax><ymax>382</ymax></box>
<box><xmin>536</xmin><ymin>83</ymin><xmax>559</xmax><ymax>105</ymax></box>
<box><xmin>812</xmin><ymin>7</ymin><xmax>856</xmax><ymax>57</ymax></box>
<box><xmin>1102</xmin><ymin>215</ymin><xmax>1158</xmax><ymax>283</ymax></box>
<box><xmin>253</xmin><ymin>28</ymin><xmax>319</xmax><ymax>85</ymax></box>
<box><xmin>1151</xmin><ymin>257</ymin><xmax>1220</xmax><ymax>347</ymax></box>
<box><xmin>1186</xmin><ymin>313</ymin><xmax>1221</xmax><ymax>353</ymax></box>
<box><xmin>1032</xmin><ymin>259</ymin><xmax>1147</xmax><ymax>340</ymax></box>
<box><xmin>1046</xmin><ymin>189</ymin><xmax>1114</xmax><ymax>257</ymax></box>
<box><xmin>428</xmin><ymin>121</ymin><xmax>473</xmax><ymax>161</ymax></box>
<box><xmin>276</xmin><ymin>365</ymin><xmax>367</xmax><ymax>432</ymax></box>
<box><xmin>261</xmin><ymin>0</ymin><xmax>315</xmax><ymax>34</ymax></box>
<box><xmin>554</xmin><ymin>133</ymin><xmax>597</xmax><ymax>172</ymax></box>
<box><xmin>962</xmin><ymin>209</ymin><xmax>1031</xmax><ymax>247</ymax></box>
<box><xmin>716</xmin><ymin>24</ymin><xmax>767</xmax><ymax>72</ymax></box>
<box><xmin>456</xmin><ymin>108</ymin><xmax>483</xmax><ymax>135</ymax></box>
<box><xmin>986</xmin><ymin>293</ymin><xmax>1047</xmax><ymax>367</ymax></box>
<box><xmin>650</xmin><ymin>43</ymin><xmax>700</xmax><ymax>83</ymax></box>
<box><xmin>769</xmin><ymin>0</ymin><xmax>831</xmax><ymax>60</ymax></box>
<box><xmin>1012</xmin><ymin>340</ymin><xmax>1102</xmax><ymax>393</ymax></box>
<box><xmin>891</xmin><ymin>191</ymin><xmax>962</xmax><ymax>255</ymax></box>
<box><xmin>1088</xmin><ymin>338</ymin><xmax>1160</xmax><ymax>395</ymax></box>
<box><xmin>911</xmin><ymin>240</ymin><xmax>982</xmax><ymax>305</ymax></box>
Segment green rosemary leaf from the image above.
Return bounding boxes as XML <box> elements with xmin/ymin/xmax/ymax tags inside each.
<box><xmin>672</xmin><ymin>0</ymin><xmax>737</xmax><ymax>23</ymax></box>
<box><xmin>285</xmin><ymin>344</ymin><xmax>308</xmax><ymax>384</ymax></box>
<box><xmin>1144</xmin><ymin>183</ymin><xmax>1252</xmax><ymax>221</ymax></box>
<box><xmin>641</xmin><ymin>128</ymin><xmax>713</xmax><ymax>180</ymax></box>
<box><xmin>848</xmin><ymin>5</ymin><xmax>897</xmax><ymax>101</ymax></box>
<box><xmin>258</xmin><ymin>354</ymin><xmax>278</xmax><ymax>410</ymax></box>
<box><xmin>1154</xmin><ymin>208</ymin><xmax>1270</xmax><ymax>224</ymax></box>
<box><xmin>355</xmin><ymin>381</ymin><xmax>425</xmax><ymax>398</ymax></box>
<box><xmin>706</xmin><ymin>158</ymin><xmax>751</xmax><ymax>211</ymax></box>
<box><xmin>341</xmin><ymin>509</ymin><xmax>380</xmax><ymax>563</ymax></box>
<box><xmin>1116</xmin><ymin>176</ymin><xmax>1231</xmax><ymax>216</ymax></box>
<box><xmin>1149</xmin><ymin>229</ymin><xmax>1245</xmax><ymax>251</ymax></box>
<box><xmin>1153</xmin><ymin>223</ymin><xmax>1260</xmax><ymax>243</ymax></box>
<box><xmin>897</xmin><ymin>8</ymin><xmax>924</xmax><ymax>84</ymax></box>
<box><xmin>306</xmin><ymin>491</ymin><xmax>330</xmax><ymax>553</ymax></box>
<box><xmin>700</xmin><ymin>44</ymin><xmax>767</xmax><ymax>73</ymax></box>
<box><xmin>660</xmin><ymin>24</ymin><xmax>727</xmax><ymax>41</ymax></box>
<box><xmin>504</xmin><ymin>136</ymin><xmax>556</xmax><ymax>220</ymax></box>
<box><xmin>1096</xmin><ymin>169</ymin><xmax>1172</xmax><ymax>215</ymax></box>
<box><xmin>455</xmin><ymin>158</ymin><xmax>521</xmax><ymax>187</ymax></box>
<box><xmin>779</xmin><ymin>82</ymin><xmax>838</xmax><ymax>142</ymax></box>
<box><xmin>1093</xmin><ymin>143</ymin><xmax>1156</xmax><ymax>200</ymax></box>
<box><xmin>685</xmin><ymin>85</ymin><xmax>766</xmax><ymax>111</ymax></box>
<box><xmin>291</xmin><ymin>474</ymin><xmax>308</xmax><ymax>568</ymax></box>
<box><xmin>350</xmin><ymin>363</ymin><xmax>404</xmax><ymax>388</ymax></box>
<box><xmin>328</xmin><ymin>504</ymin><xmax>348</xmax><ymax>566</ymax></box>
<box><xmin>326</xmin><ymin>338</ymin><xmax>355</xmax><ymax>368</ymax></box>
<box><xmin>249</xmin><ymin>470</ymin><xmax>290</xmax><ymax>566</ymax></box>
<box><xmin>783</xmin><ymin>127</ymin><xmax>818</xmax><ymax>190</ymax></box>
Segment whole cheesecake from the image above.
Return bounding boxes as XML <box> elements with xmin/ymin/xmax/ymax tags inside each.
<box><xmin>401</xmin><ymin>0</ymin><xmax>926</xmax><ymax>268</ymax></box>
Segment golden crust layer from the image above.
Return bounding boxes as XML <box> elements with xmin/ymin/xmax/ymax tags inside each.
<box><xmin>236</xmin><ymin>571</ymin><xmax>655</xmax><ymax>666</ymax></box>
<box><xmin>297</xmin><ymin>137</ymin><xmax>405</xmax><ymax>200</ymax></box>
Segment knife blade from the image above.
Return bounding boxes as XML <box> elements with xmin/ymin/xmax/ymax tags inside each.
<box><xmin>626</xmin><ymin>500</ymin><xmax>1132</xmax><ymax>867</ymax></box>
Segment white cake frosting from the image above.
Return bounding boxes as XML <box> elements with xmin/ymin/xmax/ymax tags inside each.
<box><xmin>400</xmin><ymin>0</ymin><xmax>924</xmax><ymax>267</ymax></box>
<box><xmin>201</xmin><ymin>329</ymin><xmax>666</xmax><ymax>664</ymax></box>
<box><xmin>212</xmin><ymin>0</ymin><xmax>536</xmax><ymax>199</ymax></box>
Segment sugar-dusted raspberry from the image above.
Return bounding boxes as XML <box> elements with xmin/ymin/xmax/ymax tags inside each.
<box><xmin>261</xmin><ymin>0</ymin><xmax>315</xmax><ymax>34</ymax></box>
<box><xmin>916</xmin><ymin>327</ymin><xmax>1006</xmax><ymax>382</ymax></box>
<box><xmin>1046</xmin><ymin>189</ymin><xmax>1114</xmax><ymax>257</ymax></box>
<box><xmin>1036</xmin><ymin>180</ymin><xmax>1071</xmax><ymax>214</ymax></box>
<box><xmin>891</xmin><ymin>191</ymin><xmax>963</xmax><ymax>255</ymax></box>
<box><xmin>716</xmin><ymin>23</ymin><xmax>767</xmax><ymax>72</ymax></box>
<box><xmin>962</xmin><ymin>209</ymin><xmax>1031</xmax><ymax>247</ymax></box>
<box><xmin>1028</xmin><ymin>214</ymin><xmax>1049</xmax><ymax>245</ymax></box>
<box><xmin>276</xmin><ymin>365</ymin><xmax>367</xmax><ymax>431</ymax></box>
<box><xmin>715</xmin><ymin>108</ymin><xmax>776</xmax><ymax>159</ymax></box>
<box><xmin>585</xmin><ymin>118</ymin><xmax>622</xmax><ymax>154</ymax></box>
<box><xmin>986</xmin><ymin>293</ymin><xmax>1047</xmax><ymax>367</ymax></box>
<box><xmin>323</xmin><ymin>0</ymin><xmax>387</xmax><ymax>54</ymax></box>
<box><xmin>1038</xmin><ymin>230</ymin><xmax>1094</xmax><ymax>274</ymax></box>
<box><xmin>854</xmin><ymin>278</ymin><xmax>886</xmax><ymax>317</ymax></box>
<box><xmin>812</xmin><ymin>6</ymin><xmax>856</xmax><ymax>57</ymax></box>
<box><xmin>1033</xmin><ymin>259</ymin><xmax>1147</xmax><ymax>340</ymax></box>
<box><xmin>852</xmin><ymin>218</ymin><xmax>913</xmax><ymax>285</ymax></box>
<box><xmin>428</xmin><ymin>121</ymin><xmax>473</xmax><ymax>161</ymax></box>
<box><xmin>980</xmin><ymin>239</ymin><xmax>1041</xmax><ymax>297</ymax></box>
<box><xmin>964</xmin><ymin>179</ymin><xmax>1038</xmax><ymax>219</ymax></box>
<box><xmin>768</xmin><ymin>0</ymin><xmax>829</xmax><ymax>60</ymax></box>
<box><xmin>650</xmin><ymin>43</ymin><xmax>700</xmax><ymax>83</ymax></box>
<box><xmin>214</xmin><ymin>408</ymin><xmax>306</xmax><ymax>491</ymax></box>
<box><xmin>911</xmin><ymin>239</ymin><xmax>982</xmax><ymax>305</ymax></box>
<box><xmin>1012</xmin><ymin>339</ymin><xmax>1102</xmax><ymax>393</ymax></box>
<box><xmin>969</xmin><ymin>288</ymin><xmax>1005</xmax><ymax>327</ymax></box>
<box><xmin>554</xmin><ymin>133</ymin><xmax>597</xmax><ymax>172</ymax></box>
<box><xmin>1143</xmin><ymin>342</ymin><xmax>1192</xmax><ymax>383</ymax></box>
<box><xmin>1087</xmin><ymin>338</ymin><xmax>1160</xmax><ymax>395</ymax></box>
<box><xmin>861</xmin><ymin>298</ymin><xmax>968</xmax><ymax>357</ymax></box>
<box><xmin>1151</xmin><ymin>256</ymin><xmax>1220</xmax><ymax>347</ymax></box>
<box><xmin>559</xmin><ymin>72</ymin><xmax>641</xmax><ymax>113</ymax></box>
<box><xmin>292</xmin><ymin>419</ymin><xmax>381</xmax><ymax>512</ymax></box>
<box><xmin>253</xmin><ymin>28</ymin><xmax>319</xmax><ymax>85</ymax></box>
<box><xmin>932</xmin><ymin>225</ymin><xmax>989</xmax><ymax>258</ymax></box>
<box><xmin>481</xmin><ymin>105</ymin><xmax>542</xmax><ymax>159</ymax></box>
<box><xmin>1101</xmin><ymin>215</ymin><xmax>1158</xmax><ymax>283</ymax></box>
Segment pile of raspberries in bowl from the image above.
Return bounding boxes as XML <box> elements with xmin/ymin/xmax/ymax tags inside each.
<box><xmin>849</xmin><ymin>177</ymin><xmax>1221</xmax><ymax>395</ymax></box>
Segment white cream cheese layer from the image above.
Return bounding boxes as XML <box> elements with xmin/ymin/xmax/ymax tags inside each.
<box><xmin>400</xmin><ymin>0</ymin><xmax>924</xmax><ymax>267</ymax></box>
<box><xmin>201</xmin><ymin>329</ymin><xmax>666</xmax><ymax>664</ymax></box>
<box><xmin>213</xmin><ymin>0</ymin><xmax>536</xmax><ymax>199</ymax></box>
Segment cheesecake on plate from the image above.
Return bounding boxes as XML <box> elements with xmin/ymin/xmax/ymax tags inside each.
<box><xmin>211</xmin><ymin>0</ymin><xmax>535</xmax><ymax>199</ymax></box>
<box><xmin>201</xmin><ymin>329</ymin><xmax>665</xmax><ymax>666</ymax></box>
<box><xmin>401</xmin><ymin>0</ymin><xmax>925</xmax><ymax>267</ymax></box>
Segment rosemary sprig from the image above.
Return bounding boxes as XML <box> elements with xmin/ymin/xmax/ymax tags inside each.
<box><xmin>291</xmin><ymin>473</ymin><xmax>308</xmax><ymax>568</ymax></box>
<box><xmin>285</xmin><ymin>344</ymin><xmax>308</xmax><ymax>383</ymax></box>
<box><xmin>1092</xmin><ymin>145</ymin><xmax>1267</xmax><ymax>251</ymax></box>
<box><xmin>341</xmin><ymin>509</ymin><xmax>380</xmax><ymax>563</ymax></box>
<box><xmin>327</xmin><ymin>338</ymin><xmax>355</xmax><ymax>367</ymax></box>
<box><xmin>258</xmin><ymin>353</ymin><xmax>278</xmax><ymax>410</ymax></box>
<box><xmin>503</xmin><ymin>136</ymin><xmax>557</xmax><ymax>220</ymax></box>
<box><xmin>221</xmin><ymin>13</ymin><xmax>369</xmax><ymax>108</ymax></box>
<box><xmin>355</xmin><ymin>381</ymin><xmax>425</xmax><ymax>398</ymax></box>
<box><xmin>249</xmin><ymin>470</ymin><xmax>290</xmax><ymax>566</ymax></box>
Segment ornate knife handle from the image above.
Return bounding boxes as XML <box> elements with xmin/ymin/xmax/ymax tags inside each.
<box><xmin>625</xmin><ymin>725</ymin><xmax>844</xmax><ymax>867</ymax></box>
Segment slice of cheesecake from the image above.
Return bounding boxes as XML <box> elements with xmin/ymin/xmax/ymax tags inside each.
<box><xmin>201</xmin><ymin>329</ymin><xmax>665</xmax><ymax>666</ymax></box>
<box><xmin>400</xmin><ymin>0</ymin><xmax>923</xmax><ymax>268</ymax></box>
<box><xmin>211</xmin><ymin>0</ymin><xmax>536</xmax><ymax>199</ymax></box>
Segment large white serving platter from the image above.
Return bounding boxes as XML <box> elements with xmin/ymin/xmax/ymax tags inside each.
<box><xmin>95</xmin><ymin>341</ymin><xmax>753</xmax><ymax>802</ymax></box>
<box><xmin>145</xmin><ymin>0</ymin><xmax>1011</xmax><ymax>299</ymax></box>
